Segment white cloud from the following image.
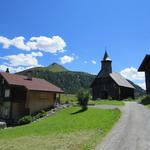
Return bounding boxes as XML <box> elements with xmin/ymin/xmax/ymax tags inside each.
<box><xmin>12</xmin><ymin>36</ymin><xmax>30</xmax><ymax>50</ymax></box>
<box><xmin>60</xmin><ymin>55</ymin><xmax>74</xmax><ymax>64</ymax></box>
<box><xmin>0</xmin><ymin>52</ymin><xmax>43</xmax><ymax>67</ymax></box>
<box><xmin>0</xmin><ymin>52</ymin><xmax>43</xmax><ymax>73</ymax></box>
<box><xmin>120</xmin><ymin>67</ymin><xmax>145</xmax><ymax>81</ymax></box>
<box><xmin>0</xmin><ymin>35</ymin><xmax>66</xmax><ymax>53</ymax></box>
<box><xmin>0</xmin><ymin>36</ymin><xmax>11</xmax><ymax>48</ymax></box>
<box><xmin>120</xmin><ymin>67</ymin><xmax>146</xmax><ymax>89</ymax></box>
<box><xmin>0</xmin><ymin>65</ymin><xmax>34</xmax><ymax>73</ymax></box>
<box><xmin>91</xmin><ymin>60</ymin><xmax>96</xmax><ymax>64</ymax></box>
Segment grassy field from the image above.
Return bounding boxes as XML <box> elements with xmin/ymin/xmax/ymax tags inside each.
<box><xmin>88</xmin><ymin>100</ymin><xmax>125</xmax><ymax>105</ymax></box>
<box><xmin>60</xmin><ymin>94</ymin><xmax>125</xmax><ymax>106</ymax></box>
<box><xmin>60</xmin><ymin>94</ymin><xmax>77</xmax><ymax>104</ymax></box>
<box><xmin>0</xmin><ymin>107</ymin><xmax>121</xmax><ymax>150</ymax></box>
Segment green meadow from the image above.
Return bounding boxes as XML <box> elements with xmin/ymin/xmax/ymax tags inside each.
<box><xmin>0</xmin><ymin>107</ymin><xmax>120</xmax><ymax>150</ymax></box>
<box><xmin>60</xmin><ymin>94</ymin><xmax>125</xmax><ymax>105</ymax></box>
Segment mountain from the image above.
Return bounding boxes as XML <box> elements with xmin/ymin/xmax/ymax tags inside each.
<box><xmin>47</xmin><ymin>63</ymin><xmax>68</xmax><ymax>72</ymax></box>
<box><xmin>127</xmin><ymin>80</ymin><xmax>146</xmax><ymax>97</ymax></box>
<box><xmin>29</xmin><ymin>63</ymin><xmax>68</xmax><ymax>73</ymax></box>
<box><xmin>18</xmin><ymin>63</ymin><xmax>145</xmax><ymax>97</ymax></box>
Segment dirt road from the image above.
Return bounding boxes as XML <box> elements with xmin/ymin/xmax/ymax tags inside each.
<box><xmin>95</xmin><ymin>102</ymin><xmax>150</xmax><ymax>150</ymax></box>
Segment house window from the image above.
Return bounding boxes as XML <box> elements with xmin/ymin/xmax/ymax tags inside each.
<box><xmin>4</xmin><ymin>89</ymin><xmax>10</xmax><ymax>98</ymax></box>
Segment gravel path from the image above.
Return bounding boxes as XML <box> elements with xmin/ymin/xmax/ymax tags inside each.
<box><xmin>95</xmin><ymin>102</ymin><xmax>150</xmax><ymax>150</ymax></box>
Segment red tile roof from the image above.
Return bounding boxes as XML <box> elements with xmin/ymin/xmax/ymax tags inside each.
<box><xmin>0</xmin><ymin>72</ymin><xmax>64</xmax><ymax>93</ymax></box>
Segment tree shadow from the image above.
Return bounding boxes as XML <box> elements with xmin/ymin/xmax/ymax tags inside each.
<box><xmin>71</xmin><ymin>108</ymin><xmax>88</xmax><ymax>115</ymax></box>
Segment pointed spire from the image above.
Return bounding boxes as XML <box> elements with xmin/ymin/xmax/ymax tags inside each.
<box><xmin>103</xmin><ymin>50</ymin><xmax>111</xmax><ymax>61</ymax></box>
<box><xmin>6</xmin><ymin>68</ymin><xmax>9</xmax><ymax>73</ymax></box>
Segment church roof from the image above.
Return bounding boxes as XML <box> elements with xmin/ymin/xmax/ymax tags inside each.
<box><xmin>110</xmin><ymin>72</ymin><xmax>134</xmax><ymax>89</ymax></box>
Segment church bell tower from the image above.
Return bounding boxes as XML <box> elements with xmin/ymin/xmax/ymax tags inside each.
<box><xmin>101</xmin><ymin>51</ymin><xmax>112</xmax><ymax>75</ymax></box>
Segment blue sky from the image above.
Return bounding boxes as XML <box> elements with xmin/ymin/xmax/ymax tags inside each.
<box><xmin>0</xmin><ymin>0</ymin><xmax>149</xmax><ymax>89</ymax></box>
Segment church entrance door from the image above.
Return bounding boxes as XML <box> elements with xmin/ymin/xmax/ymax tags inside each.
<box><xmin>101</xmin><ymin>91</ymin><xmax>108</xmax><ymax>99</ymax></box>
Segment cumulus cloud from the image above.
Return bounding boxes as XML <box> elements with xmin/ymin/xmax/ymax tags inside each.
<box><xmin>0</xmin><ymin>52</ymin><xmax>43</xmax><ymax>67</ymax></box>
<box><xmin>60</xmin><ymin>55</ymin><xmax>74</xmax><ymax>64</ymax></box>
<box><xmin>91</xmin><ymin>60</ymin><xmax>96</xmax><ymax>64</ymax></box>
<box><xmin>120</xmin><ymin>67</ymin><xmax>145</xmax><ymax>81</ymax></box>
<box><xmin>0</xmin><ymin>36</ymin><xmax>11</xmax><ymax>48</ymax></box>
<box><xmin>0</xmin><ymin>52</ymin><xmax>43</xmax><ymax>73</ymax></box>
<box><xmin>0</xmin><ymin>65</ymin><xmax>34</xmax><ymax>73</ymax></box>
<box><xmin>120</xmin><ymin>67</ymin><xmax>146</xmax><ymax>89</ymax></box>
<box><xmin>0</xmin><ymin>35</ymin><xmax>66</xmax><ymax>53</ymax></box>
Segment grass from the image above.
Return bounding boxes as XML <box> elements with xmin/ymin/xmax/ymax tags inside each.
<box><xmin>60</xmin><ymin>94</ymin><xmax>77</xmax><ymax>104</ymax></box>
<box><xmin>0</xmin><ymin>107</ymin><xmax>121</xmax><ymax>150</ymax></box>
<box><xmin>88</xmin><ymin>100</ymin><xmax>124</xmax><ymax>105</ymax></box>
<box><xmin>60</xmin><ymin>94</ymin><xmax>125</xmax><ymax>106</ymax></box>
<box><xmin>135</xmin><ymin>96</ymin><xmax>150</xmax><ymax>110</ymax></box>
<box><xmin>146</xmin><ymin>104</ymin><xmax>150</xmax><ymax>109</ymax></box>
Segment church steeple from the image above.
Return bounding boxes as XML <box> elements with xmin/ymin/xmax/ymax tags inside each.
<box><xmin>103</xmin><ymin>51</ymin><xmax>111</xmax><ymax>61</ymax></box>
<box><xmin>101</xmin><ymin>51</ymin><xmax>112</xmax><ymax>74</ymax></box>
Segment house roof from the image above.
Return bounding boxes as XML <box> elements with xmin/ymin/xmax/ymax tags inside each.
<box><xmin>110</xmin><ymin>72</ymin><xmax>134</xmax><ymax>89</ymax></box>
<box><xmin>138</xmin><ymin>55</ymin><xmax>150</xmax><ymax>71</ymax></box>
<box><xmin>0</xmin><ymin>72</ymin><xmax>64</xmax><ymax>93</ymax></box>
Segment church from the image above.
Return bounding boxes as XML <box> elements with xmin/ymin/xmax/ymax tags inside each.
<box><xmin>91</xmin><ymin>51</ymin><xmax>134</xmax><ymax>100</ymax></box>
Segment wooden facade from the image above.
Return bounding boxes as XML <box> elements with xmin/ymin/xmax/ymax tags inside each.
<box><xmin>138</xmin><ymin>55</ymin><xmax>150</xmax><ymax>94</ymax></box>
<box><xmin>91</xmin><ymin>51</ymin><xmax>134</xmax><ymax>100</ymax></box>
<box><xmin>0</xmin><ymin>72</ymin><xmax>63</xmax><ymax>123</ymax></box>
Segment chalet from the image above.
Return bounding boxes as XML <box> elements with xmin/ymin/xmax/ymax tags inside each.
<box><xmin>0</xmin><ymin>71</ymin><xmax>63</xmax><ymax>123</ymax></box>
<box><xmin>138</xmin><ymin>55</ymin><xmax>150</xmax><ymax>94</ymax></box>
<box><xmin>91</xmin><ymin>51</ymin><xmax>134</xmax><ymax>100</ymax></box>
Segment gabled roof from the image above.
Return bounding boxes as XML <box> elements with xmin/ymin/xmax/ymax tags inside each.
<box><xmin>91</xmin><ymin>72</ymin><xmax>134</xmax><ymax>89</ymax></box>
<box><xmin>0</xmin><ymin>72</ymin><xmax>64</xmax><ymax>93</ymax></box>
<box><xmin>138</xmin><ymin>55</ymin><xmax>150</xmax><ymax>71</ymax></box>
<box><xmin>110</xmin><ymin>72</ymin><xmax>134</xmax><ymax>89</ymax></box>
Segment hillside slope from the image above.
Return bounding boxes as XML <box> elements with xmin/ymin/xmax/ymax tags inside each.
<box><xmin>18</xmin><ymin>63</ymin><xmax>145</xmax><ymax>96</ymax></box>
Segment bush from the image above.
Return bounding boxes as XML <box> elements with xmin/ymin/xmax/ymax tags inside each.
<box><xmin>33</xmin><ymin>110</ymin><xmax>47</xmax><ymax>120</ymax></box>
<box><xmin>77</xmin><ymin>89</ymin><xmax>90</xmax><ymax>110</ymax></box>
<box><xmin>140</xmin><ymin>96</ymin><xmax>150</xmax><ymax>105</ymax></box>
<box><xmin>18</xmin><ymin>115</ymin><xmax>32</xmax><ymax>125</ymax></box>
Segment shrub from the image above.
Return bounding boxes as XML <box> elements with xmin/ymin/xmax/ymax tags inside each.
<box><xmin>18</xmin><ymin>115</ymin><xmax>32</xmax><ymax>125</ymax></box>
<box><xmin>77</xmin><ymin>89</ymin><xmax>90</xmax><ymax>110</ymax></box>
<box><xmin>140</xmin><ymin>95</ymin><xmax>150</xmax><ymax>105</ymax></box>
<box><xmin>33</xmin><ymin>110</ymin><xmax>47</xmax><ymax>120</ymax></box>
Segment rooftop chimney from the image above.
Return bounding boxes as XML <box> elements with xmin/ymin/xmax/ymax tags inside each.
<box><xmin>27</xmin><ymin>70</ymin><xmax>32</xmax><ymax>80</ymax></box>
<box><xmin>6</xmin><ymin>68</ymin><xmax>9</xmax><ymax>73</ymax></box>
